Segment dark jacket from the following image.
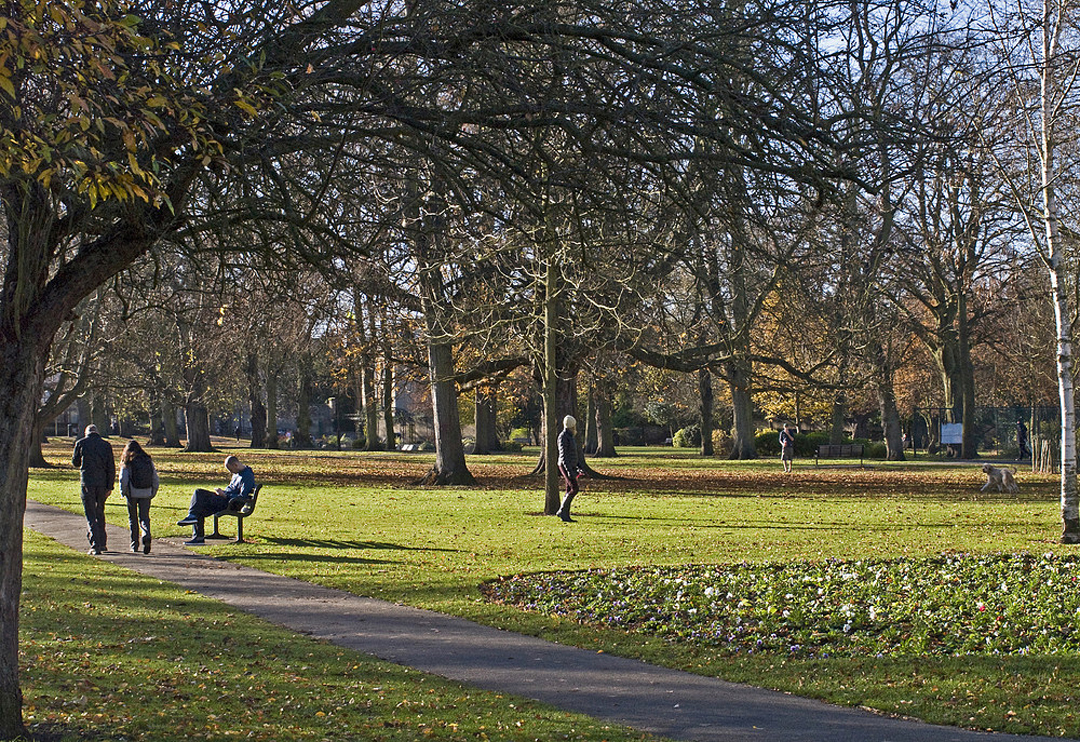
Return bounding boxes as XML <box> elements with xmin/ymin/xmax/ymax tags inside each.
<box><xmin>557</xmin><ymin>428</ymin><xmax>579</xmax><ymax>474</ymax></box>
<box><xmin>222</xmin><ymin>466</ymin><xmax>256</xmax><ymax>499</ymax></box>
<box><xmin>72</xmin><ymin>432</ymin><xmax>115</xmax><ymax>489</ymax></box>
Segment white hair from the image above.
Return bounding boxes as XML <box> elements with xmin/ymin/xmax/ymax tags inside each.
<box><xmin>563</xmin><ymin>415</ymin><xmax>577</xmax><ymax>430</ymax></box>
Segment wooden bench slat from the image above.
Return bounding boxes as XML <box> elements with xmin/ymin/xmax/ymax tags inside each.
<box><xmin>815</xmin><ymin>444</ymin><xmax>865</xmax><ymax>466</ymax></box>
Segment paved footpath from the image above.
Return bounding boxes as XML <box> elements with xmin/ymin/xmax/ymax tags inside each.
<box><xmin>25</xmin><ymin>500</ymin><xmax>1067</xmax><ymax>742</ymax></box>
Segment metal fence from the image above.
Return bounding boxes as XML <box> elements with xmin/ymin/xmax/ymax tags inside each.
<box><xmin>913</xmin><ymin>405</ymin><xmax>1059</xmax><ymax>462</ymax></box>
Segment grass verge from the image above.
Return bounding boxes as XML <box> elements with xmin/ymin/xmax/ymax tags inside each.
<box><xmin>26</xmin><ymin>441</ymin><xmax>1079</xmax><ymax>737</ymax></box>
<box><xmin>20</xmin><ymin>529</ymin><xmax>659</xmax><ymax>741</ymax></box>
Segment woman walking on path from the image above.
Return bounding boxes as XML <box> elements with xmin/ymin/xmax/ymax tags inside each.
<box><xmin>119</xmin><ymin>440</ymin><xmax>159</xmax><ymax>553</ymax></box>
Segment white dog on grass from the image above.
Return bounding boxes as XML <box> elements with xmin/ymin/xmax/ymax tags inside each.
<box><xmin>981</xmin><ymin>463</ymin><xmax>1019</xmax><ymax>494</ymax></box>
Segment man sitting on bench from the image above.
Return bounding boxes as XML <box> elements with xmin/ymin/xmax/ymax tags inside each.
<box><xmin>178</xmin><ymin>455</ymin><xmax>256</xmax><ymax>546</ymax></box>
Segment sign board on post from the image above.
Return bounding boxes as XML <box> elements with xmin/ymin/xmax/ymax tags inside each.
<box><xmin>940</xmin><ymin>423</ymin><xmax>963</xmax><ymax>445</ymax></box>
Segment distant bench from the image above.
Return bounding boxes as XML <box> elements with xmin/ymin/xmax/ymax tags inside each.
<box><xmin>815</xmin><ymin>444</ymin><xmax>865</xmax><ymax>466</ymax></box>
<box><xmin>206</xmin><ymin>485</ymin><xmax>262</xmax><ymax>544</ymax></box>
<box><xmin>400</xmin><ymin>443</ymin><xmax>421</xmax><ymax>452</ymax></box>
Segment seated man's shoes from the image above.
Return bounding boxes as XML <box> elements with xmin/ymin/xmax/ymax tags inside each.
<box><xmin>184</xmin><ymin>537</ymin><xmax>206</xmax><ymax>546</ymax></box>
<box><xmin>177</xmin><ymin>516</ymin><xmax>198</xmax><ymax>526</ymax></box>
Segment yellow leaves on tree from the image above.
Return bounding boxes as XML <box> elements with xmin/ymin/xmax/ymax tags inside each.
<box><xmin>0</xmin><ymin>0</ymin><xmax>223</xmax><ymax>210</ymax></box>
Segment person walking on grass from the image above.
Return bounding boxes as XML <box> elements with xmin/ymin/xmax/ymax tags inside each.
<box><xmin>779</xmin><ymin>422</ymin><xmax>796</xmax><ymax>473</ymax></box>
<box><xmin>178</xmin><ymin>455</ymin><xmax>256</xmax><ymax>545</ymax></box>
<box><xmin>119</xmin><ymin>439</ymin><xmax>159</xmax><ymax>554</ymax></box>
<box><xmin>556</xmin><ymin>415</ymin><xmax>585</xmax><ymax>522</ymax></box>
<box><xmin>72</xmin><ymin>424</ymin><xmax>115</xmax><ymax>554</ymax></box>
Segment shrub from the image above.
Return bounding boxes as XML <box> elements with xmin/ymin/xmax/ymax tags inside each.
<box><xmin>797</xmin><ymin>431</ymin><xmax>831</xmax><ymax>457</ymax></box>
<box><xmin>756</xmin><ymin>429</ymin><xmax>838</xmax><ymax>458</ymax></box>
<box><xmin>755</xmin><ymin>430</ymin><xmax>781</xmax><ymax>456</ymax></box>
<box><xmin>711</xmin><ymin>429</ymin><xmax>733</xmax><ymax>456</ymax></box>
<box><xmin>672</xmin><ymin>424</ymin><xmax>702</xmax><ymax>448</ymax></box>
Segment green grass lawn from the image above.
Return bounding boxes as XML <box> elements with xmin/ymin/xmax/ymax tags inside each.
<box><xmin>25</xmin><ymin>441</ymin><xmax>1080</xmax><ymax>737</ymax></box>
<box><xmin>20</xmin><ymin>529</ymin><xmax>659</xmax><ymax>742</ymax></box>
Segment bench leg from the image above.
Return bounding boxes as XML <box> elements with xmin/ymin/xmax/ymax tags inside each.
<box><xmin>205</xmin><ymin>514</ymin><xmax>228</xmax><ymax>540</ymax></box>
<box><xmin>235</xmin><ymin>516</ymin><xmax>244</xmax><ymax>544</ymax></box>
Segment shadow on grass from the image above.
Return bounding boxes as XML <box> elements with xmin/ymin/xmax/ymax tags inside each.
<box><xmin>258</xmin><ymin>536</ymin><xmax>458</xmax><ymax>553</ymax></box>
<box><xmin>591</xmin><ymin>513</ymin><xmax>1050</xmax><ymax>531</ymax></box>
<box><xmin>231</xmin><ymin>551</ymin><xmax>397</xmax><ymax>566</ymax></box>
<box><xmin>21</xmin><ymin>722</ymin><xmax>99</xmax><ymax>742</ymax></box>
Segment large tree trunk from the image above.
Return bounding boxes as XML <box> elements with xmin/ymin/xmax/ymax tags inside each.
<box><xmin>381</xmin><ymin>352</ymin><xmax>396</xmax><ymax>450</ymax></box>
<box><xmin>474</xmin><ymin>385</ymin><xmax>496</xmax><ymax>455</ymax></box>
<box><xmin>594</xmin><ymin>379</ymin><xmax>617</xmax><ymax>458</ymax></box>
<box><xmin>246</xmin><ymin>351</ymin><xmax>267</xmax><ymax>449</ymax></box>
<box><xmin>362</xmin><ymin>362</ymin><xmax>380</xmax><ymax>450</ymax></box>
<box><xmin>418</xmin><ymin>341</ymin><xmax>476</xmax><ymax>485</ymax></box>
<box><xmin>727</xmin><ymin>358</ymin><xmax>756</xmax><ymax>459</ymax></box>
<box><xmin>0</xmin><ymin>338</ymin><xmax>49</xmax><ymax>738</ymax></box>
<box><xmin>872</xmin><ymin>342</ymin><xmax>906</xmax><ymax>462</ymax></box>
<box><xmin>265</xmin><ymin>370</ymin><xmax>279</xmax><ymax>449</ymax></box>
<box><xmin>147</xmin><ymin>389</ymin><xmax>166</xmax><ymax>446</ymax></box>
<box><xmin>362</xmin><ymin>299</ymin><xmax>382</xmax><ymax>450</ymax></box>
<box><xmin>295</xmin><ymin>361</ymin><xmax>313</xmax><ymax>448</ymax></box>
<box><xmin>161</xmin><ymin>397</ymin><xmax>181</xmax><ymax>448</ymax></box>
<box><xmin>91</xmin><ymin>390</ymin><xmax>110</xmax><ymax>434</ymax></box>
<box><xmin>725</xmin><ymin>224</ymin><xmax>756</xmax><ymax>460</ymax></box>
<box><xmin>0</xmin><ymin>183</ymin><xmax>161</xmax><ymax>734</ymax></box>
<box><xmin>413</xmin><ymin>171</ymin><xmax>474</xmax><ymax>485</ymax></box>
<box><xmin>829</xmin><ymin>391</ymin><xmax>847</xmax><ymax>445</ymax></box>
<box><xmin>119</xmin><ymin>415</ymin><xmax>136</xmax><ymax>438</ymax></box>
<box><xmin>28</xmin><ymin>419</ymin><xmax>48</xmax><ymax>468</ymax></box>
<box><xmin>699</xmin><ymin>368</ymin><xmax>714</xmax><ymax>457</ymax></box>
<box><xmin>583</xmin><ymin>385</ymin><xmax>598</xmax><ymax>455</ymax></box>
<box><xmin>184</xmin><ymin>400</ymin><xmax>213</xmax><ymax>452</ymax></box>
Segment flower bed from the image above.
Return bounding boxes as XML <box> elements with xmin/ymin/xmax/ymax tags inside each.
<box><xmin>483</xmin><ymin>553</ymin><xmax>1080</xmax><ymax>658</ymax></box>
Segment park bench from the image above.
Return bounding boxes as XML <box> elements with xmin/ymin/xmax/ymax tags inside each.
<box><xmin>400</xmin><ymin>443</ymin><xmax>421</xmax><ymax>452</ymax></box>
<box><xmin>205</xmin><ymin>485</ymin><xmax>262</xmax><ymax>544</ymax></box>
<box><xmin>815</xmin><ymin>443</ymin><xmax>865</xmax><ymax>467</ymax></box>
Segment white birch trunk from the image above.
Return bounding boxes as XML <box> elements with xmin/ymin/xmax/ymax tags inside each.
<box><xmin>1038</xmin><ymin>7</ymin><xmax>1079</xmax><ymax>541</ymax></box>
<box><xmin>1045</xmin><ymin>191</ymin><xmax>1078</xmax><ymax>539</ymax></box>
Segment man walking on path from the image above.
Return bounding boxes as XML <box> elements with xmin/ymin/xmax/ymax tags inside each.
<box><xmin>71</xmin><ymin>424</ymin><xmax>115</xmax><ymax>554</ymax></box>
